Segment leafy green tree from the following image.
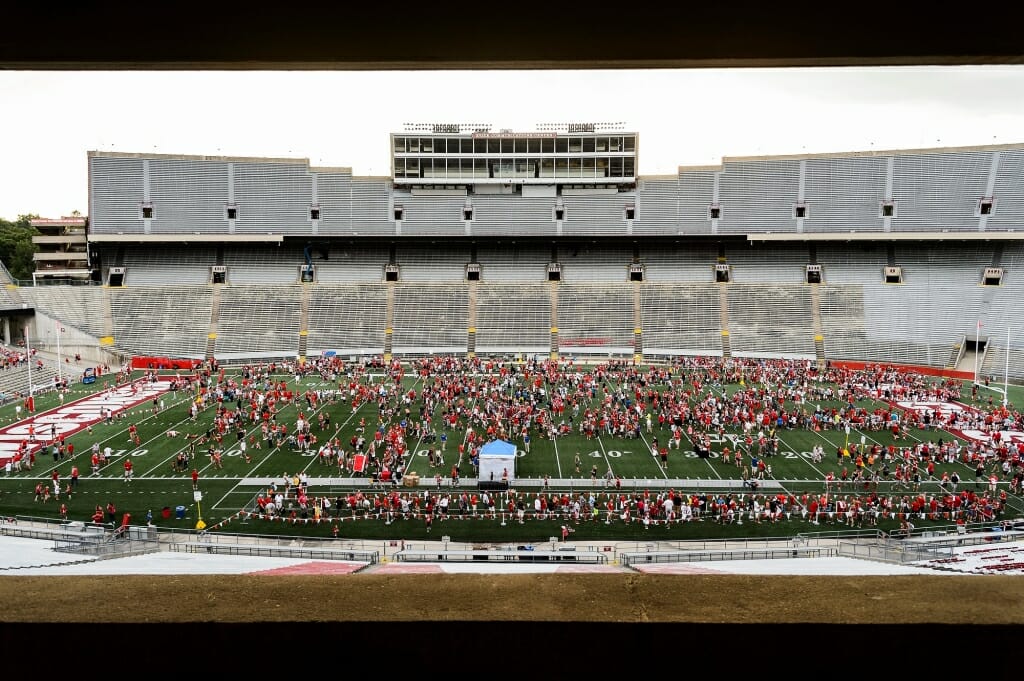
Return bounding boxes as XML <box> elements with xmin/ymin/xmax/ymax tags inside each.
<box><xmin>0</xmin><ymin>214</ymin><xmax>40</xmax><ymax>281</ymax></box>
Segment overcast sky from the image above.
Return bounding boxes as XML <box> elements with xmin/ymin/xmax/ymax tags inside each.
<box><xmin>2</xmin><ymin>65</ymin><xmax>1024</xmax><ymax>221</ymax></box>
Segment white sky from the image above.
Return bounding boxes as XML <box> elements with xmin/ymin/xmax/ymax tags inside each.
<box><xmin>2</xmin><ymin>65</ymin><xmax>1024</xmax><ymax>221</ymax></box>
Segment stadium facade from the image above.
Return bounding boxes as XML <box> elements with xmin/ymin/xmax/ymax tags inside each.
<box><xmin>7</xmin><ymin>124</ymin><xmax>1024</xmax><ymax>383</ymax></box>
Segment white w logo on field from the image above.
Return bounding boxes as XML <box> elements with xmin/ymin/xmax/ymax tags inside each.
<box><xmin>891</xmin><ymin>398</ymin><xmax>1022</xmax><ymax>446</ymax></box>
<box><xmin>0</xmin><ymin>379</ymin><xmax>174</xmax><ymax>464</ymax></box>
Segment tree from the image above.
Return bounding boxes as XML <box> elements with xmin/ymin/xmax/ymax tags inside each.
<box><xmin>0</xmin><ymin>215</ymin><xmax>40</xmax><ymax>282</ymax></box>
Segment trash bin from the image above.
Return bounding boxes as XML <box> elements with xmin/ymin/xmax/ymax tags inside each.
<box><xmin>175</xmin><ymin>505</ymin><xmax>186</xmax><ymax>520</ymax></box>
<box><xmin>161</xmin><ymin>506</ymin><xmax>172</xmax><ymax>520</ymax></box>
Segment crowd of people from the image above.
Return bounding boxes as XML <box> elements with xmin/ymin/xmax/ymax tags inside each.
<box><xmin>219</xmin><ymin>353</ymin><xmax>1022</xmax><ymax>530</ymax></box>
<box><xmin>13</xmin><ymin>349</ymin><xmax>1018</xmax><ymax>533</ymax></box>
<box><xmin>245</xmin><ymin>482</ymin><xmax>1012</xmax><ymax>530</ymax></box>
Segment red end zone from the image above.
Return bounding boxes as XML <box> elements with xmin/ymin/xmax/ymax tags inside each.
<box><xmin>0</xmin><ymin>377</ymin><xmax>177</xmax><ymax>466</ymax></box>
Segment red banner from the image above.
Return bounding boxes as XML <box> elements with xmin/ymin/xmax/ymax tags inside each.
<box><xmin>131</xmin><ymin>356</ymin><xmax>203</xmax><ymax>370</ymax></box>
<box><xmin>829</xmin><ymin>360</ymin><xmax>974</xmax><ymax>381</ymax></box>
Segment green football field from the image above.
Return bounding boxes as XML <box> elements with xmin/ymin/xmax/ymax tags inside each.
<box><xmin>0</xmin><ymin>360</ymin><xmax>1021</xmax><ymax>543</ymax></box>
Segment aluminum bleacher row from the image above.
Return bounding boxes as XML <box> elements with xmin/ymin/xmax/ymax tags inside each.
<box><xmin>86</xmin><ymin>145</ymin><xmax>1024</xmax><ymax>239</ymax></box>
<box><xmin>15</xmin><ymin>240</ymin><xmax>1024</xmax><ymax>380</ymax></box>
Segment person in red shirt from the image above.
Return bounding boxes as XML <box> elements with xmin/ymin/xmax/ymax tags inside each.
<box><xmin>191</xmin><ymin>468</ymin><xmax>199</xmax><ymax>490</ymax></box>
<box><xmin>117</xmin><ymin>512</ymin><xmax>132</xmax><ymax>538</ymax></box>
<box><xmin>123</xmin><ymin>457</ymin><xmax>133</xmax><ymax>483</ymax></box>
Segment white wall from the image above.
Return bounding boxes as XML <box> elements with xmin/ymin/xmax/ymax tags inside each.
<box><xmin>478</xmin><ymin>453</ymin><xmax>515</xmax><ymax>483</ymax></box>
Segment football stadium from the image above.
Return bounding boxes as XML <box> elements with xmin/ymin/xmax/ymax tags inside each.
<box><xmin>4</xmin><ymin>8</ymin><xmax>1024</xmax><ymax>670</ymax></box>
<box><xmin>0</xmin><ymin>122</ymin><xmax>1022</xmax><ymax>575</ymax></box>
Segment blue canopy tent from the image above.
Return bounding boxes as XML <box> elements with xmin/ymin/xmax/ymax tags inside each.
<box><xmin>478</xmin><ymin>439</ymin><xmax>517</xmax><ymax>487</ymax></box>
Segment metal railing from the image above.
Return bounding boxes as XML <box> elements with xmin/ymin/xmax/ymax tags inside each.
<box><xmin>396</xmin><ymin>546</ymin><xmax>608</xmax><ymax>563</ymax></box>
<box><xmin>169</xmin><ymin>539</ymin><xmax>379</xmax><ymax>563</ymax></box>
<box><xmin>1</xmin><ymin>516</ymin><xmax>380</xmax><ymax>563</ymax></box>
<box><xmin>620</xmin><ymin>545</ymin><xmax>835</xmax><ymax>566</ymax></box>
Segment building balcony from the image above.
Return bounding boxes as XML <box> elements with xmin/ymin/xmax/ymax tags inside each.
<box><xmin>32</xmin><ymin>234</ymin><xmax>88</xmax><ymax>245</ymax></box>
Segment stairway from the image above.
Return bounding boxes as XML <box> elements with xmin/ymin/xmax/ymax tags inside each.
<box><xmin>809</xmin><ymin>282</ymin><xmax>825</xmax><ymax>370</ymax></box>
<box><xmin>946</xmin><ymin>336</ymin><xmax>966</xmax><ymax>370</ymax></box>
<box><xmin>718</xmin><ymin>281</ymin><xmax>730</xmax><ymax>360</ymax></box>
<box><xmin>633</xmin><ymin>281</ymin><xmax>642</xmax><ymax>363</ymax></box>
<box><xmin>205</xmin><ymin>283</ymin><xmax>222</xmax><ymax>359</ymax></box>
<box><xmin>100</xmin><ymin>287</ymin><xmax>115</xmax><ymax>343</ymax></box>
<box><xmin>467</xmin><ymin>281</ymin><xmax>477</xmax><ymax>358</ymax></box>
<box><xmin>549</xmin><ymin>281</ymin><xmax>559</xmax><ymax>360</ymax></box>
<box><xmin>383</xmin><ymin>284</ymin><xmax>395</xmax><ymax>360</ymax></box>
<box><xmin>298</xmin><ymin>282</ymin><xmax>310</xmax><ymax>360</ymax></box>
<box><xmin>957</xmin><ymin>349</ymin><xmax>980</xmax><ymax>376</ymax></box>
<box><xmin>4</xmin><ymin>283</ymin><xmax>24</xmax><ymax>306</ymax></box>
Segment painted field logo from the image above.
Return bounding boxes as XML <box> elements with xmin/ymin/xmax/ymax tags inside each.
<box><xmin>957</xmin><ymin>429</ymin><xmax>1024</xmax><ymax>447</ymax></box>
<box><xmin>0</xmin><ymin>379</ymin><xmax>173</xmax><ymax>465</ymax></box>
<box><xmin>892</xmin><ymin>398</ymin><xmax>1022</xmax><ymax>446</ymax></box>
<box><xmin>893</xmin><ymin>400</ymin><xmax>968</xmax><ymax>420</ymax></box>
